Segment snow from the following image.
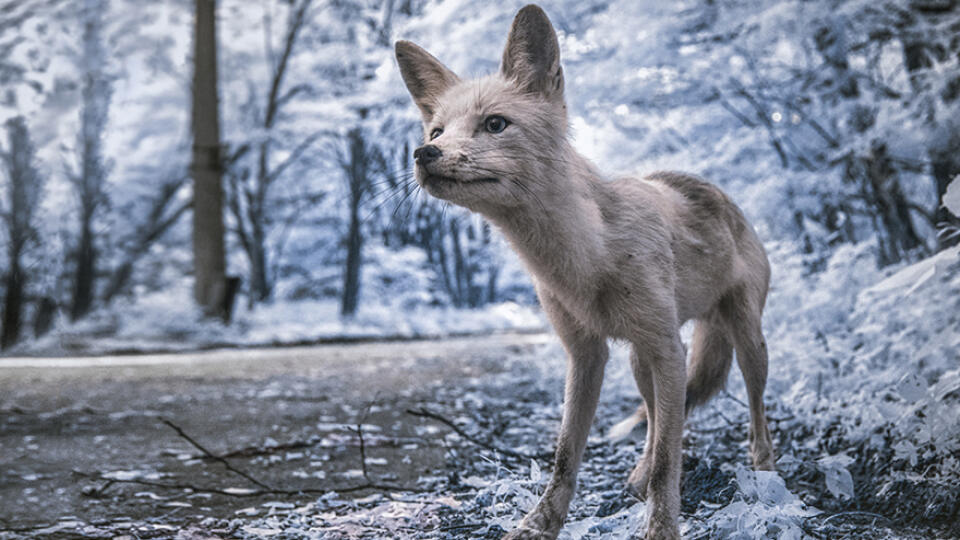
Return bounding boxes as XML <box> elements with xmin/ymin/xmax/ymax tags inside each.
<box><xmin>944</xmin><ymin>177</ymin><xmax>960</xmax><ymax>218</ymax></box>
<box><xmin>2</xmin><ymin>0</ymin><xmax>959</xmax><ymax>537</ymax></box>
<box><xmin>9</xmin><ymin>280</ymin><xmax>545</xmax><ymax>356</ymax></box>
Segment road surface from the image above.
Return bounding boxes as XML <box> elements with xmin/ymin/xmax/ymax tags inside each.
<box><xmin>0</xmin><ymin>333</ymin><xmax>553</xmax><ymax>534</ymax></box>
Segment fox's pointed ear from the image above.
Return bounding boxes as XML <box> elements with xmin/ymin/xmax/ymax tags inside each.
<box><xmin>500</xmin><ymin>4</ymin><xmax>563</xmax><ymax>101</ymax></box>
<box><xmin>395</xmin><ymin>40</ymin><xmax>460</xmax><ymax>120</ymax></box>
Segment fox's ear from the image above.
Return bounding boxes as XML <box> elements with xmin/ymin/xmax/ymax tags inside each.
<box><xmin>395</xmin><ymin>40</ymin><xmax>460</xmax><ymax>120</ymax></box>
<box><xmin>500</xmin><ymin>4</ymin><xmax>563</xmax><ymax>101</ymax></box>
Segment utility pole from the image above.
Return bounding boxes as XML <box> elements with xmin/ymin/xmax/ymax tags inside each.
<box><xmin>191</xmin><ymin>0</ymin><xmax>228</xmax><ymax>318</ymax></box>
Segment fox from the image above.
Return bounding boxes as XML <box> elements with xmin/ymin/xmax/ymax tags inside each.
<box><xmin>395</xmin><ymin>5</ymin><xmax>775</xmax><ymax>539</ymax></box>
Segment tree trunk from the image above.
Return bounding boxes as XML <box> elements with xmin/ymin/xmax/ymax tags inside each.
<box><xmin>341</xmin><ymin>128</ymin><xmax>367</xmax><ymax>317</ymax></box>
<box><xmin>1</xmin><ymin>117</ymin><xmax>42</xmax><ymax>347</ymax></box>
<box><xmin>70</xmin><ymin>218</ymin><xmax>96</xmax><ymax>320</ymax></box>
<box><xmin>33</xmin><ymin>297</ymin><xmax>56</xmax><ymax>339</ymax></box>
<box><xmin>69</xmin><ymin>0</ymin><xmax>111</xmax><ymax>321</ymax></box>
<box><xmin>1</xmin><ymin>262</ymin><xmax>23</xmax><ymax>350</ymax></box>
<box><xmin>450</xmin><ymin>219</ymin><xmax>466</xmax><ymax>307</ymax></box>
<box><xmin>866</xmin><ymin>143</ymin><xmax>925</xmax><ymax>262</ymax></box>
<box><xmin>191</xmin><ymin>0</ymin><xmax>227</xmax><ymax>317</ymax></box>
<box><xmin>341</xmin><ymin>200</ymin><xmax>362</xmax><ymax>317</ymax></box>
<box><xmin>249</xmin><ymin>221</ymin><xmax>270</xmax><ymax>303</ymax></box>
<box><xmin>900</xmin><ymin>6</ymin><xmax>960</xmax><ymax>250</ymax></box>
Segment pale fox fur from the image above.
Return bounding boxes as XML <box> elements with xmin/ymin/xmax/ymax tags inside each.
<box><xmin>396</xmin><ymin>5</ymin><xmax>775</xmax><ymax>539</ymax></box>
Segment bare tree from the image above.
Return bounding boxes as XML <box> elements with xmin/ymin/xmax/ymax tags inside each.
<box><xmin>226</xmin><ymin>0</ymin><xmax>322</xmax><ymax>305</ymax></box>
<box><xmin>191</xmin><ymin>0</ymin><xmax>228</xmax><ymax>318</ymax></box>
<box><xmin>899</xmin><ymin>0</ymin><xmax>960</xmax><ymax>249</ymax></box>
<box><xmin>715</xmin><ymin>11</ymin><xmax>935</xmax><ymax>265</ymax></box>
<box><xmin>68</xmin><ymin>0</ymin><xmax>111</xmax><ymax>321</ymax></box>
<box><xmin>338</xmin><ymin>124</ymin><xmax>384</xmax><ymax>317</ymax></box>
<box><xmin>102</xmin><ymin>177</ymin><xmax>192</xmax><ymax>303</ymax></box>
<box><xmin>0</xmin><ymin>118</ymin><xmax>44</xmax><ymax>349</ymax></box>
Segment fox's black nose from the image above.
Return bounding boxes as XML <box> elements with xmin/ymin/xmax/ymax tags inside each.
<box><xmin>413</xmin><ymin>145</ymin><xmax>442</xmax><ymax>164</ymax></box>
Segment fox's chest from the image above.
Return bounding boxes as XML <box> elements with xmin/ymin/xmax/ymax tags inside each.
<box><xmin>533</xmin><ymin>264</ymin><xmax>676</xmax><ymax>340</ymax></box>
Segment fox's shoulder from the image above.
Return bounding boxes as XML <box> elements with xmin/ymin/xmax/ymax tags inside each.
<box><xmin>642</xmin><ymin>171</ymin><xmax>751</xmax><ymax>239</ymax></box>
<box><xmin>642</xmin><ymin>171</ymin><xmax>732</xmax><ymax>209</ymax></box>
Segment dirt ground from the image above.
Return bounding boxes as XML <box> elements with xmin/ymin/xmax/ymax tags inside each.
<box><xmin>1</xmin><ymin>333</ymin><xmax>955</xmax><ymax>539</ymax></box>
<box><xmin>0</xmin><ymin>333</ymin><xmax>552</xmax><ymax>536</ymax></box>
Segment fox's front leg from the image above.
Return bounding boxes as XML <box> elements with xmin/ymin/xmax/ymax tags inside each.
<box><xmin>636</xmin><ymin>332</ymin><xmax>686</xmax><ymax>540</ymax></box>
<box><xmin>503</xmin><ymin>298</ymin><xmax>608</xmax><ymax>540</ymax></box>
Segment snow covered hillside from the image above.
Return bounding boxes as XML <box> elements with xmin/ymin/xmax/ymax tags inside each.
<box><xmin>219</xmin><ymin>245</ymin><xmax>960</xmax><ymax>539</ymax></box>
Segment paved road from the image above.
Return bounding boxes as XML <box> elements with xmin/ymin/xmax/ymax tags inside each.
<box><xmin>0</xmin><ymin>333</ymin><xmax>552</xmax><ymax>532</ymax></box>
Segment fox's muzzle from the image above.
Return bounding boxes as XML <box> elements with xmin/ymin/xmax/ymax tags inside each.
<box><xmin>413</xmin><ymin>144</ymin><xmax>442</xmax><ymax>165</ymax></box>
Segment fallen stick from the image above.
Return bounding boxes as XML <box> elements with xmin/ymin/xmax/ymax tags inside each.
<box><xmin>406</xmin><ymin>406</ymin><xmax>554</xmax><ymax>461</ymax></box>
<box><xmin>160</xmin><ymin>418</ymin><xmax>273</xmax><ymax>491</ymax></box>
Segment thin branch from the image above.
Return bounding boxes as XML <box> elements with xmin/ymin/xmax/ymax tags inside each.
<box><xmin>712</xmin><ymin>87</ymin><xmax>757</xmax><ymax>127</ymax></box>
<box><xmin>73</xmin><ymin>469</ymin><xmax>424</xmax><ymax>498</ymax></box>
<box><xmin>265</xmin><ymin>129</ymin><xmax>335</xmax><ymax>184</ymax></box>
<box><xmin>728</xmin><ymin>78</ymin><xmax>789</xmax><ymax>168</ymax></box>
<box><xmin>151</xmin><ymin>417</ymin><xmax>424</xmax><ymax>497</ymax></box>
<box><xmin>160</xmin><ymin>418</ymin><xmax>274</xmax><ymax>491</ymax></box>
<box><xmin>406</xmin><ymin>407</ymin><xmax>553</xmax><ymax>461</ymax></box>
<box><xmin>820</xmin><ymin>510</ymin><xmax>892</xmax><ymax>526</ymax></box>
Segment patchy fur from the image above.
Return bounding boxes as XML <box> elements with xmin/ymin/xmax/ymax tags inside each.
<box><xmin>396</xmin><ymin>5</ymin><xmax>774</xmax><ymax>539</ymax></box>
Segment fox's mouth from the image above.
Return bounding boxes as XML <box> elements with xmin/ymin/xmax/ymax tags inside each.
<box><xmin>424</xmin><ymin>174</ymin><xmax>499</xmax><ymax>185</ymax></box>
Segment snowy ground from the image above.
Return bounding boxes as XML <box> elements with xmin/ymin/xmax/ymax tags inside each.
<box><xmin>1</xmin><ymin>245</ymin><xmax>958</xmax><ymax>539</ymax></box>
<box><xmin>10</xmin><ymin>295</ymin><xmax>546</xmax><ymax>357</ymax></box>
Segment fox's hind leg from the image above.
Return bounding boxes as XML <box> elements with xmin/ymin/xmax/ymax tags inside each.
<box><xmin>719</xmin><ymin>288</ymin><xmax>775</xmax><ymax>471</ymax></box>
<box><xmin>611</xmin><ymin>309</ymin><xmax>733</xmax><ymax>443</ymax></box>
<box><xmin>624</xmin><ymin>347</ymin><xmax>656</xmax><ymax>497</ymax></box>
<box><xmin>624</xmin><ymin>311</ymin><xmax>733</xmax><ymax>494</ymax></box>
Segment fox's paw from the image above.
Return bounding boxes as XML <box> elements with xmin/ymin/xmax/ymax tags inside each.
<box><xmin>625</xmin><ymin>459</ymin><xmax>651</xmax><ymax>500</ymax></box>
<box><xmin>645</xmin><ymin>522</ymin><xmax>681</xmax><ymax>540</ymax></box>
<box><xmin>501</xmin><ymin>511</ymin><xmax>562</xmax><ymax>540</ymax></box>
<box><xmin>501</xmin><ymin>526</ymin><xmax>552</xmax><ymax>540</ymax></box>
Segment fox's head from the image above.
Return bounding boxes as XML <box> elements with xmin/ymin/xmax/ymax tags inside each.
<box><xmin>395</xmin><ymin>4</ymin><xmax>568</xmax><ymax>217</ymax></box>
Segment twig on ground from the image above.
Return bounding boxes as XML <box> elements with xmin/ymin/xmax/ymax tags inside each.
<box><xmin>407</xmin><ymin>406</ymin><xmax>554</xmax><ymax>461</ymax></box>
<box><xmin>184</xmin><ymin>432</ymin><xmax>424</xmax><ymax>462</ymax></box>
<box><xmin>355</xmin><ymin>422</ymin><xmax>369</xmax><ymax>480</ymax></box>
<box><xmin>439</xmin><ymin>523</ymin><xmax>486</xmax><ymax>532</ymax></box>
<box><xmin>160</xmin><ymin>418</ymin><xmax>274</xmax><ymax>491</ymax></box>
<box><xmin>721</xmin><ymin>390</ymin><xmax>749</xmax><ymax>409</ymax></box>
<box><xmin>139</xmin><ymin>417</ymin><xmax>423</xmax><ymax>498</ymax></box>
<box><xmin>80</xmin><ymin>478</ymin><xmax>116</xmax><ymax>498</ymax></box>
<box><xmin>72</xmin><ymin>469</ymin><xmax>425</xmax><ymax>498</ymax></box>
<box><xmin>687</xmin><ymin>423</ymin><xmax>732</xmax><ymax>434</ymax></box>
<box><xmin>351</xmin><ymin>399</ymin><xmax>378</xmax><ymax>483</ymax></box>
<box><xmin>716</xmin><ymin>410</ymin><xmax>740</xmax><ymax>428</ymax></box>
<box><xmin>218</xmin><ymin>437</ymin><xmax>321</xmax><ymax>459</ymax></box>
<box><xmin>820</xmin><ymin>510</ymin><xmax>892</xmax><ymax>526</ymax></box>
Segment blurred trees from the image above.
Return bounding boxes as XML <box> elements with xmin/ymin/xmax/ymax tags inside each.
<box><xmin>337</xmin><ymin>124</ymin><xmax>380</xmax><ymax>317</ymax></box>
<box><xmin>67</xmin><ymin>0</ymin><xmax>111</xmax><ymax>321</ymax></box>
<box><xmin>225</xmin><ymin>0</ymin><xmax>321</xmax><ymax>305</ymax></box>
<box><xmin>567</xmin><ymin>0</ymin><xmax>959</xmax><ymax>267</ymax></box>
<box><xmin>899</xmin><ymin>0</ymin><xmax>960</xmax><ymax>249</ymax></box>
<box><xmin>0</xmin><ymin>118</ymin><xmax>43</xmax><ymax>349</ymax></box>
<box><xmin>2</xmin><ymin>0</ymin><xmax>956</xmax><ymax>346</ymax></box>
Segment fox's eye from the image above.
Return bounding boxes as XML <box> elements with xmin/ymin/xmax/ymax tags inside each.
<box><xmin>484</xmin><ymin>115</ymin><xmax>509</xmax><ymax>134</ymax></box>
<box><xmin>429</xmin><ymin>127</ymin><xmax>443</xmax><ymax>140</ymax></box>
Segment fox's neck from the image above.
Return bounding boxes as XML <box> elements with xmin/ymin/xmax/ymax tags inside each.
<box><xmin>487</xmin><ymin>146</ymin><xmax>609</xmax><ymax>297</ymax></box>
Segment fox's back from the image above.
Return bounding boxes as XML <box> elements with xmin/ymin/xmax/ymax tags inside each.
<box><xmin>604</xmin><ymin>171</ymin><xmax>769</xmax><ymax>323</ymax></box>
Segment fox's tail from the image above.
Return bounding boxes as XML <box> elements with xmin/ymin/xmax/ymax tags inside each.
<box><xmin>607</xmin><ymin>316</ymin><xmax>735</xmax><ymax>441</ymax></box>
<box><xmin>606</xmin><ymin>405</ymin><xmax>647</xmax><ymax>440</ymax></box>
